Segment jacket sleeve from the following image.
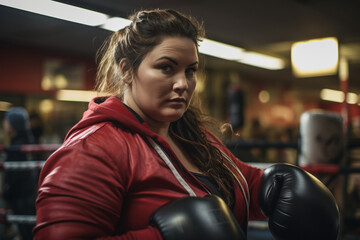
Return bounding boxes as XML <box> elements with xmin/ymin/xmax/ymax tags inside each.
<box><xmin>33</xmin><ymin>128</ymin><xmax>162</xmax><ymax>240</ymax></box>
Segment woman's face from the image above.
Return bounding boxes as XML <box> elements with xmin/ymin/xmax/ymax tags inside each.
<box><xmin>124</xmin><ymin>36</ymin><xmax>198</xmax><ymax>125</ymax></box>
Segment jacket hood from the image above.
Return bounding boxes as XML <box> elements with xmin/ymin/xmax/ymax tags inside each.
<box><xmin>65</xmin><ymin>96</ymin><xmax>157</xmax><ymax>140</ymax></box>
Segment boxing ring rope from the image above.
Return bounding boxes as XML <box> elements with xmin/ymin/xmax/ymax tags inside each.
<box><xmin>0</xmin><ymin>209</ymin><xmax>37</xmax><ymax>225</ymax></box>
<box><xmin>1</xmin><ymin>139</ymin><xmax>359</xmax><ymax>152</ymax></box>
<box><xmin>0</xmin><ymin>142</ymin><xmax>359</xmax><ymax>225</ymax></box>
<box><xmin>0</xmin><ymin>144</ymin><xmax>61</xmax><ymax>153</ymax></box>
<box><xmin>225</xmin><ymin>140</ymin><xmax>299</xmax><ymax>149</ymax></box>
<box><xmin>225</xmin><ymin>139</ymin><xmax>360</xmax><ymax>150</ymax></box>
<box><xmin>250</xmin><ymin>162</ymin><xmax>360</xmax><ymax>175</ymax></box>
<box><xmin>0</xmin><ymin>161</ymin><xmax>45</xmax><ymax>171</ymax></box>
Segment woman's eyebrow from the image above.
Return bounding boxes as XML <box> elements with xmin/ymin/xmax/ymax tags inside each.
<box><xmin>188</xmin><ymin>61</ymin><xmax>198</xmax><ymax>67</ymax></box>
<box><xmin>156</xmin><ymin>57</ymin><xmax>198</xmax><ymax>67</ymax></box>
<box><xmin>156</xmin><ymin>56</ymin><xmax>178</xmax><ymax>65</ymax></box>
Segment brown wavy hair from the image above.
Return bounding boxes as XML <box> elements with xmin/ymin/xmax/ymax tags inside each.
<box><xmin>95</xmin><ymin>9</ymin><xmax>234</xmax><ymax>205</ymax></box>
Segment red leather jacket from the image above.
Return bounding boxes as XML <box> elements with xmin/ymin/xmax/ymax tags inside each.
<box><xmin>34</xmin><ymin>96</ymin><xmax>265</xmax><ymax>239</ymax></box>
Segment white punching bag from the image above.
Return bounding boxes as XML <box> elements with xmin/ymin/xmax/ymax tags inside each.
<box><xmin>299</xmin><ymin>110</ymin><xmax>345</xmax><ymax>166</ymax></box>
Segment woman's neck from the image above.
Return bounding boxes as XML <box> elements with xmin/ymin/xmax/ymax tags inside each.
<box><xmin>147</xmin><ymin>121</ymin><xmax>170</xmax><ymax>139</ymax></box>
<box><xmin>123</xmin><ymin>96</ymin><xmax>170</xmax><ymax>139</ymax></box>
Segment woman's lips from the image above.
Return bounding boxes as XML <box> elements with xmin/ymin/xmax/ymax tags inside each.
<box><xmin>169</xmin><ymin>98</ymin><xmax>186</xmax><ymax>103</ymax></box>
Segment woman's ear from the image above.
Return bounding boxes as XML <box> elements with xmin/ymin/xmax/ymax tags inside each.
<box><xmin>119</xmin><ymin>58</ymin><xmax>132</xmax><ymax>84</ymax></box>
<box><xmin>119</xmin><ymin>58</ymin><xmax>127</xmax><ymax>73</ymax></box>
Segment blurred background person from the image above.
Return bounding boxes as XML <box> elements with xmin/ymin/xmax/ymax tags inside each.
<box><xmin>29</xmin><ymin>111</ymin><xmax>44</xmax><ymax>145</ymax></box>
<box><xmin>2</xmin><ymin>107</ymin><xmax>36</xmax><ymax>240</ymax></box>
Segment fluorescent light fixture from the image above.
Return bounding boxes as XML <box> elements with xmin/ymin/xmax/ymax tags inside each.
<box><xmin>0</xmin><ymin>0</ymin><xmax>109</xmax><ymax>26</ymax></box>
<box><xmin>100</xmin><ymin>17</ymin><xmax>131</xmax><ymax>31</ymax></box>
<box><xmin>198</xmin><ymin>39</ymin><xmax>245</xmax><ymax>61</ymax></box>
<box><xmin>347</xmin><ymin>92</ymin><xmax>358</xmax><ymax>105</ymax></box>
<box><xmin>0</xmin><ymin>0</ymin><xmax>286</xmax><ymax>70</ymax></box>
<box><xmin>320</xmin><ymin>89</ymin><xmax>344</xmax><ymax>103</ymax></box>
<box><xmin>320</xmin><ymin>88</ymin><xmax>359</xmax><ymax>104</ymax></box>
<box><xmin>238</xmin><ymin>52</ymin><xmax>285</xmax><ymax>70</ymax></box>
<box><xmin>198</xmin><ymin>39</ymin><xmax>285</xmax><ymax>70</ymax></box>
<box><xmin>56</xmin><ymin>90</ymin><xmax>98</xmax><ymax>102</ymax></box>
<box><xmin>292</xmin><ymin>37</ymin><xmax>339</xmax><ymax>77</ymax></box>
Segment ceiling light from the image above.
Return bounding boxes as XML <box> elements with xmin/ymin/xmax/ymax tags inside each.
<box><xmin>238</xmin><ymin>52</ymin><xmax>285</xmax><ymax>70</ymax></box>
<box><xmin>0</xmin><ymin>0</ymin><xmax>286</xmax><ymax>71</ymax></box>
<box><xmin>320</xmin><ymin>89</ymin><xmax>359</xmax><ymax>104</ymax></box>
<box><xmin>320</xmin><ymin>89</ymin><xmax>344</xmax><ymax>103</ymax></box>
<box><xmin>347</xmin><ymin>92</ymin><xmax>358</xmax><ymax>104</ymax></box>
<box><xmin>100</xmin><ymin>17</ymin><xmax>132</xmax><ymax>31</ymax></box>
<box><xmin>56</xmin><ymin>90</ymin><xmax>98</xmax><ymax>102</ymax></box>
<box><xmin>198</xmin><ymin>39</ymin><xmax>245</xmax><ymax>61</ymax></box>
<box><xmin>198</xmin><ymin>39</ymin><xmax>285</xmax><ymax>70</ymax></box>
<box><xmin>0</xmin><ymin>0</ymin><xmax>109</xmax><ymax>26</ymax></box>
<box><xmin>292</xmin><ymin>37</ymin><xmax>339</xmax><ymax>77</ymax></box>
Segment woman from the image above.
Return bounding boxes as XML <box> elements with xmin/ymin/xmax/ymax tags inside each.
<box><xmin>34</xmin><ymin>9</ymin><xmax>265</xmax><ymax>239</ymax></box>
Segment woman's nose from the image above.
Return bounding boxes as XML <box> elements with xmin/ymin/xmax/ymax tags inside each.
<box><xmin>173</xmin><ymin>73</ymin><xmax>188</xmax><ymax>92</ymax></box>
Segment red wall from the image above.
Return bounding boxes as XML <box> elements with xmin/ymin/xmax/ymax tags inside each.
<box><xmin>0</xmin><ymin>44</ymin><xmax>97</xmax><ymax>95</ymax></box>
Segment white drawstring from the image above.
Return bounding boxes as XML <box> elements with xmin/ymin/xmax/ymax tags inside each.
<box><xmin>221</xmin><ymin>151</ymin><xmax>250</xmax><ymax>224</ymax></box>
<box><xmin>147</xmin><ymin>136</ymin><xmax>250</xmax><ymax>223</ymax></box>
<box><xmin>147</xmin><ymin>137</ymin><xmax>197</xmax><ymax>197</ymax></box>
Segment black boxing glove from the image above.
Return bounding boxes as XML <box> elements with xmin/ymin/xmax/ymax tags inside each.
<box><xmin>258</xmin><ymin>163</ymin><xmax>339</xmax><ymax>240</ymax></box>
<box><xmin>149</xmin><ymin>194</ymin><xmax>245</xmax><ymax>240</ymax></box>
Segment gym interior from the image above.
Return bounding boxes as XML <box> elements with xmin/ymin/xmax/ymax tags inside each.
<box><xmin>0</xmin><ymin>1</ymin><xmax>359</xmax><ymax>239</ymax></box>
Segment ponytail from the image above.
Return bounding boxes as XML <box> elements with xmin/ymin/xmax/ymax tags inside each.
<box><xmin>95</xmin><ymin>30</ymin><xmax>126</xmax><ymax>97</ymax></box>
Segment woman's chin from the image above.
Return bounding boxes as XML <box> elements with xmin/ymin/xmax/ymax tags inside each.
<box><xmin>162</xmin><ymin>111</ymin><xmax>186</xmax><ymax>123</ymax></box>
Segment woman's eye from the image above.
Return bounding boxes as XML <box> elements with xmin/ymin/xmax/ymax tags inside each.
<box><xmin>186</xmin><ymin>68</ymin><xmax>197</xmax><ymax>77</ymax></box>
<box><xmin>160</xmin><ymin>65</ymin><xmax>173</xmax><ymax>73</ymax></box>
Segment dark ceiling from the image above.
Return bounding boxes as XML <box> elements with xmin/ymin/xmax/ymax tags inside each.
<box><xmin>1</xmin><ymin>0</ymin><xmax>360</xmax><ymax>93</ymax></box>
